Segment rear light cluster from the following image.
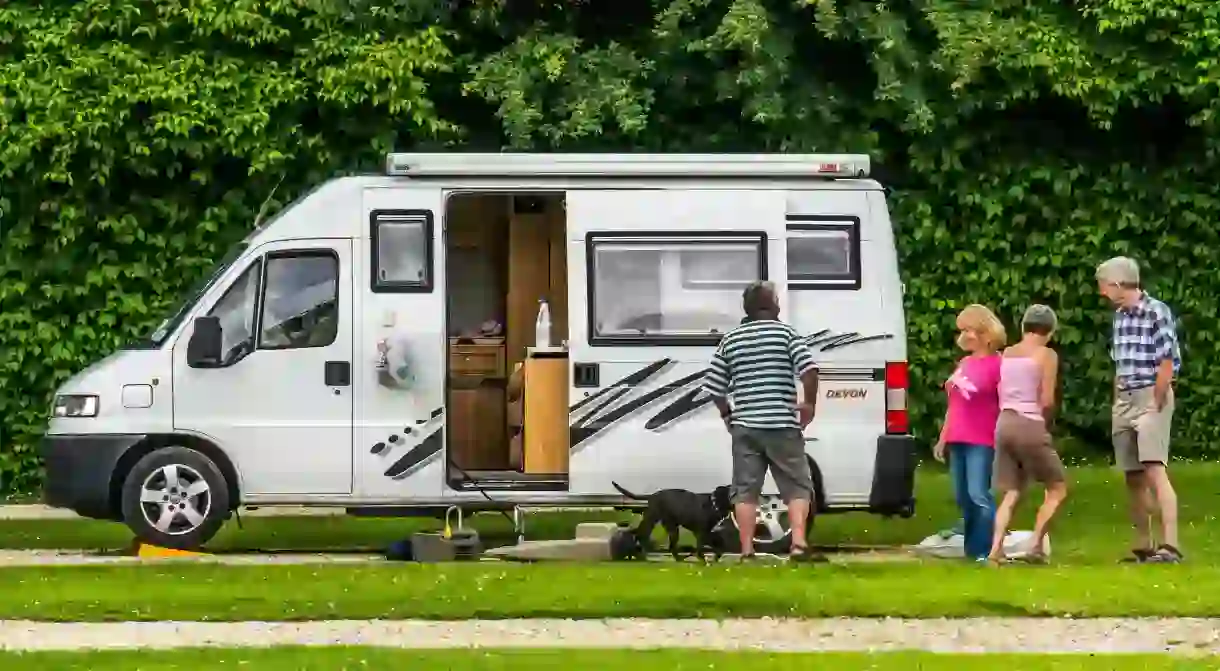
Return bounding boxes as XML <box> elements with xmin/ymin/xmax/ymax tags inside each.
<box><xmin>884</xmin><ymin>361</ymin><xmax>909</xmax><ymax>434</ymax></box>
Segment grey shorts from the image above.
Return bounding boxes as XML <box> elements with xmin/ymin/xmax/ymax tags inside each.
<box><xmin>729</xmin><ymin>426</ymin><xmax>814</xmax><ymax>504</ymax></box>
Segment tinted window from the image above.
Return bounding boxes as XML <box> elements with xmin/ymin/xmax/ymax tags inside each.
<box><xmin>786</xmin><ymin>220</ymin><xmax>860</xmax><ymax>289</ymax></box>
<box><xmin>589</xmin><ymin>234</ymin><xmax>765</xmax><ymax>343</ymax></box>
<box><xmin>206</xmin><ymin>260</ymin><xmax>262</xmax><ymax>362</ymax></box>
<box><xmin>373</xmin><ymin>210</ymin><xmax>432</xmax><ymax>291</ymax></box>
<box><xmin>258</xmin><ymin>253</ymin><xmax>339</xmax><ymax>349</ymax></box>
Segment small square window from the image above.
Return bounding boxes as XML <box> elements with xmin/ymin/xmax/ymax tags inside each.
<box><xmin>786</xmin><ymin>218</ymin><xmax>860</xmax><ymax>290</ymax></box>
<box><xmin>371</xmin><ymin>210</ymin><xmax>433</xmax><ymax>292</ymax></box>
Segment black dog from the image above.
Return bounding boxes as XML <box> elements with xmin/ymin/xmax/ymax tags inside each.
<box><xmin>612</xmin><ymin>481</ymin><xmax>732</xmax><ymax>563</ymax></box>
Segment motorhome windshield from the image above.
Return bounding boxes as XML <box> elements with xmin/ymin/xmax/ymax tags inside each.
<box><xmin>141</xmin><ymin>242</ymin><xmax>249</xmax><ymax>348</ymax></box>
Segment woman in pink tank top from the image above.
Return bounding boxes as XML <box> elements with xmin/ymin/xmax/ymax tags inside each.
<box><xmin>988</xmin><ymin>304</ymin><xmax>1068</xmax><ymax>564</ymax></box>
<box><xmin>934</xmin><ymin>305</ymin><xmax>1004</xmax><ymax>561</ymax></box>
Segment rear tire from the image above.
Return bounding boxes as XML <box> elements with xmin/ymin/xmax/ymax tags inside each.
<box><xmin>718</xmin><ymin>496</ymin><xmax>815</xmax><ymax>555</ymax></box>
<box><xmin>717</xmin><ymin>456</ymin><xmax>821</xmax><ymax>555</ymax></box>
<box><xmin>120</xmin><ymin>446</ymin><xmax>230</xmax><ymax>551</ymax></box>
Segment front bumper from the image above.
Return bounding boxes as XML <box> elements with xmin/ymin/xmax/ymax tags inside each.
<box><xmin>39</xmin><ymin>434</ymin><xmax>145</xmax><ymax>521</ymax></box>
<box><xmin>868</xmin><ymin>434</ymin><xmax>917</xmax><ymax>517</ymax></box>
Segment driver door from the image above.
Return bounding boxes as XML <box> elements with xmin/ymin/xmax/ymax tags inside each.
<box><xmin>173</xmin><ymin>238</ymin><xmax>355</xmax><ymax>496</ymax></box>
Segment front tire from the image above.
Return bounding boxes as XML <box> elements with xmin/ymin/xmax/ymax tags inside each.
<box><xmin>120</xmin><ymin>446</ymin><xmax>230</xmax><ymax>551</ymax></box>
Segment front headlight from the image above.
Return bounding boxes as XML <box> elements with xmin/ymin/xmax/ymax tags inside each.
<box><xmin>52</xmin><ymin>395</ymin><xmax>99</xmax><ymax>418</ymax></box>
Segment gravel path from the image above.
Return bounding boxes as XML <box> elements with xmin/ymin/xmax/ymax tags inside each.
<box><xmin>1</xmin><ymin>618</ymin><xmax>1219</xmax><ymax>653</ymax></box>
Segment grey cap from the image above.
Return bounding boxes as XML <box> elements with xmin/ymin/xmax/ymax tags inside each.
<box><xmin>1022</xmin><ymin>304</ymin><xmax>1058</xmax><ymax>332</ymax></box>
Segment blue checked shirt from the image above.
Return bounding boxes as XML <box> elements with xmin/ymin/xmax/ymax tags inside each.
<box><xmin>1111</xmin><ymin>292</ymin><xmax>1181</xmax><ymax>392</ymax></box>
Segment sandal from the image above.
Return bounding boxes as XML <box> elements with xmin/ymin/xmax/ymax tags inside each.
<box><xmin>1017</xmin><ymin>550</ymin><xmax>1049</xmax><ymax>565</ymax></box>
<box><xmin>985</xmin><ymin>552</ymin><xmax>1008</xmax><ymax>566</ymax></box>
<box><xmin>1120</xmin><ymin>548</ymin><xmax>1157</xmax><ymax>564</ymax></box>
<box><xmin>1145</xmin><ymin>544</ymin><xmax>1184</xmax><ymax>564</ymax></box>
<box><xmin>789</xmin><ymin>545</ymin><xmax>829</xmax><ymax>564</ymax></box>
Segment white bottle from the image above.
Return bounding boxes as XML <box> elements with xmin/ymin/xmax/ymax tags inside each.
<box><xmin>535</xmin><ymin>298</ymin><xmax>552</xmax><ymax>349</ymax></box>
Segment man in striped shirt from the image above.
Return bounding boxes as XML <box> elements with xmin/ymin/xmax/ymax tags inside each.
<box><xmin>704</xmin><ymin>281</ymin><xmax>820</xmax><ymax>562</ymax></box>
<box><xmin>1097</xmin><ymin>256</ymin><xmax>1183</xmax><ymax>563</ymax></box>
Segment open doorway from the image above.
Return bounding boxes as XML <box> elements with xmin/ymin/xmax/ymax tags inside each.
<box><xmin>444</xmin><ymin>193</ymin><xmax>569</xmax><ymax>491</ymax></box>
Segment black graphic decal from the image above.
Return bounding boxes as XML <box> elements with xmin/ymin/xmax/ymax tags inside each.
<box><xmin>821</xmin><ymin>333</ymin><xmax>893</xmax><ymax>351</ymax></box>
<box><xmin>568</xmin><ymin>331</ymin><xmax>894</xmax><ymax>443</ymax></box>
<box><xmin>643</xmin><ymin>384</ymin><xmax>714</xmax><ymax>431</ymax></box>
<box><xmin>570</xmin><ymin>366</ymin><xmax>694</xmax><ymax>449</ymax></box>
<box><xmin>384</xmin><ymin>428</ymin><xmax>443</xmax><ymax>480</ymax></box>
<box><xmin>569</xmin><ymin>359</ymin><xmax>672</xmax><ymax>415</ymax></box>
<box><xmin>369</xmin><ymin>408</ymin><xmax>442</xmax><ymax>455</ymax></box>
<box><xmin>370</xmin><ymin>408</ymin><xmax>445</xmax><ymax>482</ymax></box>
<box><xmin>805</xmin><ymin>330</ymin><xmax>894</xmax><ymax>352</ymax></box>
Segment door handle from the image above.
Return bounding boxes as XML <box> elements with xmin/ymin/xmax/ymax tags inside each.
<box><xmin>324</xmin><ymin>361</ymin><xmax>351</xmax><ymax>387</ymax></box>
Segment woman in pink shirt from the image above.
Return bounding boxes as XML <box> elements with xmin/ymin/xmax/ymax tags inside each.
<box><xmin>934</xmin><ymin>304</ymin><xmax>1005</xmax><ymax>561</ymax></box>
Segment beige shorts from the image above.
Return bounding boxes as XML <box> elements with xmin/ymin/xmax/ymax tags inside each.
<box><xmin>1112</xmin><ymin>386</ymin><xmax>1174</xmax><ymax>472</ymax></box>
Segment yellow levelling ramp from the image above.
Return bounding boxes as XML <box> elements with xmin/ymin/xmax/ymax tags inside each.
<box><xmin>130</xmin><ymin>538</ymin><xmax>209</xmax><ymax>558</ymax></box>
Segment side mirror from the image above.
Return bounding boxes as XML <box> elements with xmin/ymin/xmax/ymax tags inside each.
<box><xmin>186</xmin><ymin>316</ymin><xmax>223</xmax><ymax>368</ymax></box>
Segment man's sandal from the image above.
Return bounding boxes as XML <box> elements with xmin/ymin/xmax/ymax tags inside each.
<box><xmin>789</xmin><ymin>545</ymin><xmax>829</xmax><ymax>564</ymax></box>
<box><xmin>1145</xmin><ymin>544</ymin><xmax>1184</xmax><ymax>563</ymax></box>
<box><xmin>1120</xmin><ymin>548</ymin><xmax>1157</xmax><ymax>564</ymax></box>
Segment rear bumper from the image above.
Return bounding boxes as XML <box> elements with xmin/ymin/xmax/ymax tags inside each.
<box><xmin>39</xmin><ymin>434</ymin><xmax>144</xmax><ymax>521</ymax></box>
<box><xmin>868</xmin><ymin>434</ymin><xmax>916</xmax><ymax>516</ymax></box>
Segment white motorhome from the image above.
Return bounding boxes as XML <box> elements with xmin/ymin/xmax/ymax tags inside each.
<box><xmin>40</xmin><ymin>153</ymin><xmax>916</xmax><ymax>551</ymax></box>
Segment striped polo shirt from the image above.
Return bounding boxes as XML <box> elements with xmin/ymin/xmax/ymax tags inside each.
<box><xmin>1111</xmin><ymin>292</ymin><xmax>1181</xmax><ymax>391</ymax></box>
<box><xmin>703</xmin><ymin>319</ymin><xmax>819</xmax><ymax>429</ymax></box>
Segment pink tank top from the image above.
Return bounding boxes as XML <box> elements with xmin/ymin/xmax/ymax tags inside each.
<box><xmin>999</xmin><ymin>357</ymin><xmax>1043</xmax><ymax>421</ymax></box>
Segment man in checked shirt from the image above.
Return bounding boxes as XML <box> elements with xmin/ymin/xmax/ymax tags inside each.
<box><xmin>1096</xmin><ymin>256</ymin><xmax>1184</xmax><ymax>563</ymax></box>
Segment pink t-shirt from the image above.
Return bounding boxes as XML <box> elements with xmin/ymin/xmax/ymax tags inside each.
<box><xmin>943</xmin><ymin>354</ymin><xmax>1002</xmax><ymax>447</ymax></box>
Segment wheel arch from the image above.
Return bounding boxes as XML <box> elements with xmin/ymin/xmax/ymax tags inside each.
<box><xmin>107</xmin><ymin>434</ymin><xmax>242</xmax><ymax>520</ymax></box>
<box><xmin>807</xmin><ymin>454</ymin><xmax>827</xmax><ymax>512</ymax></box>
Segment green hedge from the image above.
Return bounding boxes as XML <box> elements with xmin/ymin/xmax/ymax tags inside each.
<box><xmin>3</xmin><ymin>0</ymin><xmax>1220</xmax><ymax>493</ymax></box>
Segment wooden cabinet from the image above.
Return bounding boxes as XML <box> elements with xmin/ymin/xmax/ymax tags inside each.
<box><xmin>448</xmin><ymin>384</ymin><xmax>508</xmax><ymax>471</ymax></box>
<box><xmin>447</xmin><ymin>340</ymin><xmax>509</xmax><ymax>471</ymax></box>
<box><xmin>449</xmin><ymin>342</ymin><xmax>505</xmax><ymax>379</ymax></box>
<box><xmin>523</xmin><ymin>352</ymin><xmax>570</xmax><ymax>475</ymax></box>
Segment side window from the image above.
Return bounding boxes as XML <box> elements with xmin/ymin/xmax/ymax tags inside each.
<box><xmin>588</xmin><ymin>233</ymin><xmax>766</xmax><ymax>345</ymax></box>
<box><xmin>371</xmin><ymin>210</ymin><xmax>432</xmax><ymax>292</ymax></box>
<box><xmin>679</xmin><ymin>247</ymin><xmax>760</xmax><ymax>290</ymax></box>
<box><xmin>207</xmin><ymin>260</ymin><xmax>262</xmax><ymax>363</ymax></box>
<box><xmin>786</xmin><ymin>217</ymin><xmax>861</xmax><ymax>290</ymax></box>
<box><xmin>257</xmin><ymin>252</ymin><xmax>340</xmax><ymax>350</ymax></box>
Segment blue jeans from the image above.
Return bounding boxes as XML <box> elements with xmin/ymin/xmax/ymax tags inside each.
<box><xmin>948</xmin><ymin>443</ymin><xmax>996</xmax><ymax>559</ymax></box>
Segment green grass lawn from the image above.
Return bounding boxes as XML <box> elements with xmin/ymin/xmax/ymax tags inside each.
<box><xmin>0</xmin><ymin>649</ymin><xmax>1212</xmax><ymax>671</ymax></box>
<box><xmin>4</xmin><ymin>462</ymin><xmax>1217</xmax><ymax>562</ymax></box>
<box><xmin>0</xmin><ymin>560</ymin><xmax>1209</xmax><ymax>621</ymax></box>
<box><xmin>0</xmin><ymin>463</ymin><xmax>1212</xmax><ymax>622</ymax></box>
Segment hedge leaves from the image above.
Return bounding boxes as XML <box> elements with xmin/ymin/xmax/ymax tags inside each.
<box><xmin>4</xmin><ymin>0</ymin><xmax>1220</xmax><ymax>493</ymax></box>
